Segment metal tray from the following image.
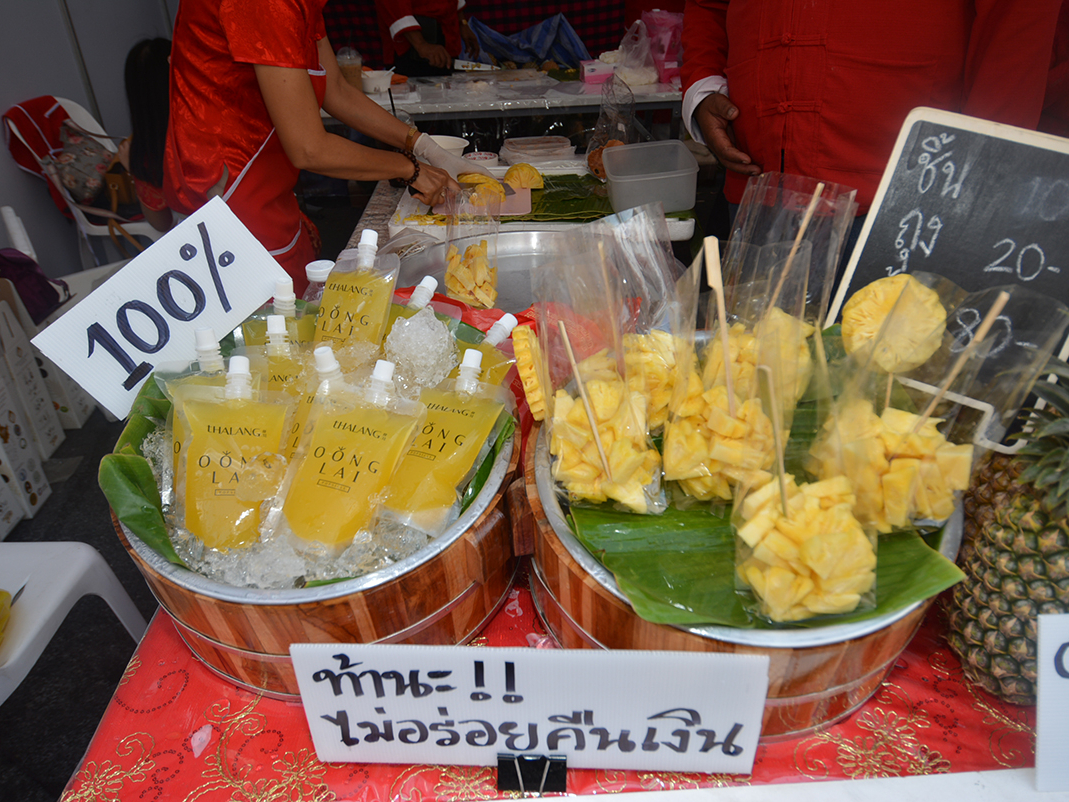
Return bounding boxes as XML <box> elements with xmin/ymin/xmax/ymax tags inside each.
<box><xmin>397</xmin><ymin>230</ymin><xmax>565</xmax><ymax>314</ymax></box>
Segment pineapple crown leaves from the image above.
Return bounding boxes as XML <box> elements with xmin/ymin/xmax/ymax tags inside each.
<box><xmin>1014</xmin><ymin>356</ymin><xmax>1069</xmax><ymax>514</ymax></box>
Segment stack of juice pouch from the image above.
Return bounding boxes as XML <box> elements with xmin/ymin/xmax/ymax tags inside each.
<box><xmin>162</xmin><ymin>229</ymin><xmax>517</xmax><ymax>568</ymax></box>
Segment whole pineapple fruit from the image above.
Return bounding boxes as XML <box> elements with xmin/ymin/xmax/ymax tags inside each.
<box><xmin>945</xmin><ymin>362</ymin><xmax>1069</xmax><ymax>705</ymax></box>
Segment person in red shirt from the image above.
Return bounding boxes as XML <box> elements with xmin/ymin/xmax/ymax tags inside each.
<box><xmin>376</xmin><ymin>0</ymin><xmax>480</xmax><ymax>76</ymax></box>
<box><xmin>165</xmin><ymin>0</ymin><xmax>469</xmax><ymax>294</ymax></box>
<box><xmin>681</xmin><ymin>0</ymin><xmax>1062</xmax><ymax>215</ymax></box>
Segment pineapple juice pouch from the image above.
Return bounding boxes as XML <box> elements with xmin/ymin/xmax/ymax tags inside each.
<box><xmin>313</xmin><ymin>229</ymin><xmax>400</xmax><ymax>348</ymax></box>
<box><xmin>164</xmin><ymin>327</ymin><xmax>229</xmax><ymax>487</ymax></box>
<box><xmin>263</xmin><ymin>315</ymin><xmax>304</xmax><ymax>395</ymax></box>
<box><xmin>282</xmin><ymin>344</ymin><xmax>340</xmax><ymax>461</ymax></box>
<box><xmin>178</xmin><ymin>356</ymin><xmax>293</xmax><ymax>550</ymax></box>
<box><xmin>282</xmin><ymin>356</ymin><xmax>426</xmax><ymax>550</ymax></box>
<box><xmin>448</xmin><ymin>313</ymin><xmax>518</xmax><ymax>387</ymax></box>
<box><xmin>385</xmin><ymin>275</ymin><xmax>439</xmax><ymax>335</ymax></box>
<box><xmin>384</xmin><ymin>349</ymin><xmax>510</xmax><ymax>534</ymax></box>
<box><xmin>242</xmin><ymin>278</ymin><xmax>317</xmax><ymax>346</ymax></box>
<box><xmin>302</xmin><ymin>258</ymin><xmax>334</xmax><ymax>320</ymax></box>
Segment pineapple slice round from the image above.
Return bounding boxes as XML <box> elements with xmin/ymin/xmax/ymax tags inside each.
<box><xmin>841</xmin><ymin>274</ymin><xmax>946</xmax><ymax>373</ymax></box>
<box><xmin>503</xmin><ymin>162</ymin><xmax>544</xmax><ymax>189</ymax></box>
<box><xmin>512</xmin><ymin>325</ymin><xmax>546</xmax><ymax>421</ymax></box>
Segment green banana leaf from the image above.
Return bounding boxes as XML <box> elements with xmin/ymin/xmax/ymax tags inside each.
<box><xmin>563</xmin><ymin>324</ymin><xmax>962</xmax><ymax>630</ymax></box>
<box><xmin>570</xmin><ymin>504</ymin><xmax>964</xmax><ymax>628</ymax></box>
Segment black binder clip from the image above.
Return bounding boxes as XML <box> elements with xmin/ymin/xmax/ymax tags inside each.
<box><xmin>496</xmin><ymin>753</ymin><xmax>567</xmax><ymax>795</ymax></box>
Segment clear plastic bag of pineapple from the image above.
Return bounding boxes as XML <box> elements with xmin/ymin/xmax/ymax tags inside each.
<box><xmin>731</xmin><ymin>356</ymin><xmax>876</xmax><ymax>623</ymax></box>
<box><xmin>534</xmin><ymin>212</ymin><xmax>668</xmax><ymax>515</ymax></box>
<box><xmin>809</xmin><ymin>273</ymin><xmax>976</xmax><ymax>533</ymax></box>
<box><xmin>663</xmin><ymin>240</ymin><xmax>817</xmax><ymax>505</ymax></box>
<box><xmin>443</xmin><ymin>187</ymin><xmax>499</xmax><ymax>309</ymax></box>
<box><xmin>608</xmin><ymin>205</ymin><xmax>698</xmax><ymax>435</ymax></box>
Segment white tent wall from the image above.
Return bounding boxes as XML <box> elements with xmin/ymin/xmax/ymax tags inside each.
<box><xmin>0</xmin><ymin>0</ymin><xmax>175</xmax><ymax>277</ymax></box>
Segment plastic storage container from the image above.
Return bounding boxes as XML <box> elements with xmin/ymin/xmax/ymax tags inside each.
<box><xmin>602</xmin><ymin>139</ymin><xmax>699</xmax><ymax>213</ymax></box>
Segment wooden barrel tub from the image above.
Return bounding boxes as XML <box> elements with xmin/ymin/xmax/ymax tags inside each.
<box><xmin>512</xmin><ymin>425</ymin><xmax>952</xmax><ymax>740</ymax></box>
<box><xmin>115</xmin><ymin>436</ymin><xmax>520</xmax><ymax>699</ymax></box>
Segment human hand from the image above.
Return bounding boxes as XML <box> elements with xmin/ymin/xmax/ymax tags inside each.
<box><xmin>460</xmin><ymin>23</ymin><xmax>480</xmax><ymax>59</ymax></box>
<box><xmin>410</xmin><ymin>162</ymin><xmax>459</xmax><ymax>207</ymax></box>
<box><xmin>417</xmin><ymin>41</ymin><xmax>452</xmax><ymax>69</ymax></box>
<box><xmin>695</xmin><ymin>93</ymin><xmax>761</xmax><ymax>176</ymax></box>
<box><xmin>412</xmin><ymin>133</ymin><xmax>492</xmax><ymax>179</ymax></box>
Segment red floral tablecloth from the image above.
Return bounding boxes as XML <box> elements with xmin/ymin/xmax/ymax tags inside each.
<box><xmin>61</xmin><ymin>567</ymin><xmax>1035</xmax><ymax>801</ymax></box>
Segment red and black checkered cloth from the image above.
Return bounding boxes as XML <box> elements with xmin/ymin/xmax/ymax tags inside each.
<box><xmin>323</xmin><ymin>0</ymin><xmax>625</xmax><ymax>69</ymax></box>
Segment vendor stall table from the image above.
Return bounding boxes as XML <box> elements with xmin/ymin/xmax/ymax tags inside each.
<box><xmin>61</xmin><ymin>562</ymin><xmax>1037</xmax><ymax>801</ymax></box>
<box><xmin>363</xmin><ymin>75</ymin><xmax>681</xmax><ymax>134</ymax></box>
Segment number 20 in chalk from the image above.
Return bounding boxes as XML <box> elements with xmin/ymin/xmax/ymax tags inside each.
<box><xmin>86</xmin><ymin>223</ymin><xmax>234</xmax><ymax>390</ymax></box>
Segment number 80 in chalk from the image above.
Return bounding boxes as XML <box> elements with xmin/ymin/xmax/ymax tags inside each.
<box><xmin>86</xmin><ymin>223</ymin><xmax>235</xmax><ymax>390</ymax></box>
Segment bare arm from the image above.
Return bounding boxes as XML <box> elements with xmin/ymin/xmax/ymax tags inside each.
<box><xmin>254</xmin><ymin>40</ymin><xmax>456</xmax><ymax>204</ymax></box>
<box><xmin>403</xmin><ymin>29</ymin><xmax>451</xmax><ymax>68</ymax></box>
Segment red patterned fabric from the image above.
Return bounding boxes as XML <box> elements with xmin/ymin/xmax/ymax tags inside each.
<box><xmin>62</xmin><ymin>571</ymin><xmax>1035</xmax><ymax>800</ymax></box>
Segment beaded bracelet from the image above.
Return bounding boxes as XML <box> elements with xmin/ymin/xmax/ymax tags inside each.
<box><xmin>389</xmin><ymin>150</ymin><xmax>420</xmax><ymax>188</ymax></box>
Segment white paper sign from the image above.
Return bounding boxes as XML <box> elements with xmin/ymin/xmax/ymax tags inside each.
<box><xmin>291</xmin><ymin>643</ymin><xmax>769</xmax><ymax>774</ymax></box>
<box><xmin>31</xmin><ymin>198</ymin><xmax>289</xmax><ymax>418</ymax></box>
<box><xmin>1036</xmin><ymin>613</ymin><xmax>1069</xmax><ymax>791</ymax></box>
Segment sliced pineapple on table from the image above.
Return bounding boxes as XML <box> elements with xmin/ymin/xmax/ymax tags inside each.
<box><xmin>548</xmin><ymin>353</ymin><xmax>661</xmax><ymax>514</ymax></box>
<box><xmin>807</xmin><ymin>399</ymin><xmax>974</xmax><ymax>532</ymax></box>
<box><xmin>841</xmin><ymin>274</ymin><xmax>946</xmax><ymax>373</ymax></box>
<box><xmin>444</xmin><ymin>239</ymin><xmax>497</xmax><ymax>309</ymax></box>
<box><xmin>503</xmin><ymin>162</ymin><xmax>544</xmax><ymax>189</ymax></box>
<box><xmin>735</xmin><ymin>473</ymin><xmax>876</xmax><ymax>622</ymax></box>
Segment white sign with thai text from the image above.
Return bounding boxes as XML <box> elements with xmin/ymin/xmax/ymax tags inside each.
<box><xmin>32</xmin><ymin>198</ymin><xmax>288</xmax><ymax>418</ymax></box>
<box><xmin>1036</xmin><ymin>613</ymin><xmax>1069</xmax><ymax>791</ymax></box>
<box><xmin>291</xmin><ymin>643</ymin><xmax>769</xmax><ymax>773</ymax></box>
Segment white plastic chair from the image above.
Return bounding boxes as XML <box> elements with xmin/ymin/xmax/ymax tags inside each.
<box><xmin>0</xmin><ymin>541</ymin><xmax>148</xmax><ymax>705</ymax></box>
<box><xmin>4</xmin><ymin>98</ymin><xmax>165</xmax><ymax>265</ymax></box>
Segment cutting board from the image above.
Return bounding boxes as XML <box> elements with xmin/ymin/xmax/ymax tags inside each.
<box><xmin>433</xmin><ymin>186</ymin><xmax>531</xmax><ymax>216</ymax></box>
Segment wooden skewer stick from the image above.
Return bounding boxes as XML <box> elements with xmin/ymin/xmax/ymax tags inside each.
<box><xmin>704</xmin><ymin>235</ymin><xmax>737</xmax><ymax>417</ymax></box>
<box><xmin>768</xmin><ymin>182</ymin><xmax>825</xmax><ymax>313</ymax></box>
<box><xmin>757</xmin><ymin>364</ymin><xmax>790</xmax><ymax>518</ymax></box>
<box><xmin>912</xmin><ymin>290</ymin><xmax>1011</xmax><ymax>433</ymax></box>
<box><xmin>884</xmin><ymin>371</ymin><xmax>895</xmax><ymax>412</ymax></box>
<box><xmin>558</xmin><ymin>319</ymin><xmax>613</xmax><ymax>482</ymax></box>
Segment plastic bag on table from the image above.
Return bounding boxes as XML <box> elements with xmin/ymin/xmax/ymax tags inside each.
<box><xmin>724</xmin><ymin>172</ymin><xmax>858</xmax><ymax>328</ymax></box>
<box><xmin>585</xmin><ymin>75</ymin><xmax>647</xmax><ymax>179</ymax></box>
<box><xmin>616</xmin><ymin>20</ymin><xmax>659</xmax><ymax>87</ymax></box>
<box><xmin>641</xmin><ymin>9</ymin><xmax>684</xmax><ymax>85</ymax></box>
<box><xmin>602</xmin><ymin>204</ymin><xmax>687</xmax><ymax>434</ymax></box>
<box><xmin>731</xmin><ymin>281</ymin><xmax>877</xmax><ymax>624</ymax></box>
<box><xmin>665</xmin><ymin>236</ymin><xmax>813</xmax><ymax>509</ymax></box>
<box><xmin>534</xmin><ymin>214</ymin><xmax>666</xmax><ymax>515</ymax></box>
<box><xmin>443</xmin><ymin>187</ymin><xmax>500</xmax><ymax>310</ymax></box>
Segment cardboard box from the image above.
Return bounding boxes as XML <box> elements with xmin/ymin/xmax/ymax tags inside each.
<box><xmin>581</xmin><ymin>60</ymin><xmax>615</xmax><ymax>84</ymax></box>
<box><xmin>35</xmin><ymin>351</ymin><xmax>96</xmax><ymax>428</ymax></box>
<box><xmin>0</xmin><ymin>301</ymin><xmax>64</xmax><ymax>458</ymax></box>
<box><xmin>0</xmin><ymin>469</ymin><xmax>24</xmax><ymax>540</ymax></box>
<box><xmin>0</xmin><ymin>365</ymin><xmax>51</xmax><ymax>517</ymax></box>
<box><xmin>0</xmin><ymin>277</ymin><xmax>97</xmax><ymax>428</ymax></box>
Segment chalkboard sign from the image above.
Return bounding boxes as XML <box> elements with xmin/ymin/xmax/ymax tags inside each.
<box><xmin>829</xmin><ymin>107</ymin><xmax>1069</xmax><ymax>336</ymax></box>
